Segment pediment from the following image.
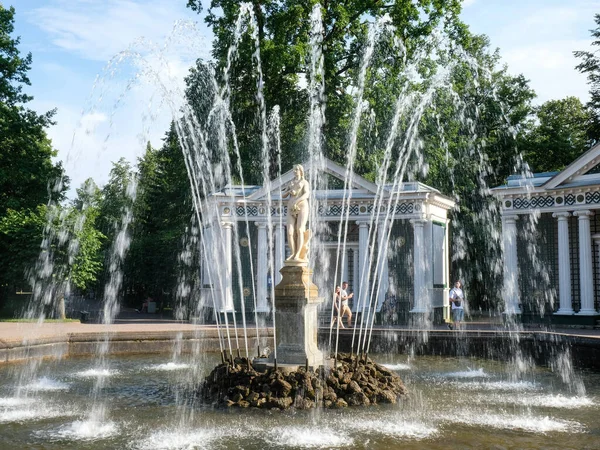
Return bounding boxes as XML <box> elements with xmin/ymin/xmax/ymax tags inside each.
<box><xmin>544</xmin><ymin>141</ymin><xmax>600</xmax><ymax>189</ymax></box>
<box><xmin>247</xmin><ymin>158</ymin><xmax>379</xmax><ymax>201</ymax></box>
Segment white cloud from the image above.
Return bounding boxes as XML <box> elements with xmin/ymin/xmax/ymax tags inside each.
<box><xmin>26</xmin><ymin>0</ymin><xmax>211</xmax><ymax>62</ymax></box>
<box><xmin>23</xmin><ymin>0</ymin><xmax>214</xmax><ymax>195</ymax></box>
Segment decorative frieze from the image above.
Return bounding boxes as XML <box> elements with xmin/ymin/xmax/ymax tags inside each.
<box><xmin>512</xmin><ymin>196</ymin><xmax>554</xmax><ymax>209</ymax></box>
<box><xmin>234</xmin><ymin>201</ymin><xmax>415</xmax><ymax>217</ymax></box>
<box><xmin>504</xmin><ymin>191</ymin><xmax>600</xmax><ymax>211</ymax></box>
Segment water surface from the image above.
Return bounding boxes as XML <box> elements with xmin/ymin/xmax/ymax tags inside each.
<box><xmin>0</xmin><ymin>354</ymin><xmax>598</xmax><ymax>449</ymax></box>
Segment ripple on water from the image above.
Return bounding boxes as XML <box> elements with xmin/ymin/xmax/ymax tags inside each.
<box><xmin>459</xmin><ymin>380</ymin><xmax>540</xmax><ymax>391</ymax></box>
<box><xmin>146</xmin><ymin>362</ymin><xmax>191</xmax><ymax>371</ymax></box>
<box><xmin>382</xmin><ymin>363</ymin><xmax>411</xmax><ymax>371</ymax></box>
<box><xmin>24</xmin><ymin>377</ymin><xmax>70</xmax><ymax>391</ymax></box>
<box><xmin>265</xmin><ymin>426</ymin><xmax>353</xmax><ymax>448</ymax></box>
<box><xmin>446</xmin><ymin>368</ymin><xmax>490</xmax><ymax>379</ymax></box>
<box><xmin>46</xmin><ymin>419</ymin><xmax>119</xmax><ymax>441</ymax></box>
<box><xmin>351</xmin><ymin>418</ymin><xmax>438</xmax><ymax>440</ymax></box>
<box><xmin>0</xmin><ymin>397</ymin><xmax>34</xmax><ymax>407</ymax></box>
<box><xmin>484</xmin><ymin>393</ymin><xmax>595</xmax><ymax>409</ymax></box>
<box><xmin>0</xmin><ymin>403</ymin><xmax>73</xmax><ymax>423</ymax></box>
<box><xmin>74</xmin><ymin>369</ymin><xmax>119</xmax><ymax>378</ymax></box>
<box><xmin>134</xmin><ymin>429</ymin><xmax>220</xmax><ymax>450</ymax></box>
<box><xmin>441</xmin><ymin>411</ymin><xmax>584</xmax><ymax>433</ymax></box>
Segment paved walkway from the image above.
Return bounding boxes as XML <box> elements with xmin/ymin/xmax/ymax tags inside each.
<box><xmin>1</xmin><ymin>311</ymin><xmax>599</xmax><ymax>344</ymax></box>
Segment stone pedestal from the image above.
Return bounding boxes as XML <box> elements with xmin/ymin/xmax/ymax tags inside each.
<box><xmin>272</xmin><ymin>264</ymin><xmax>324</xmax><ymax>368</ymax></box>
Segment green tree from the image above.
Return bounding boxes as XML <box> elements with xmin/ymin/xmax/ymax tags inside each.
<box><xmin>0</xmin><ymin>199</ymin><xmax>105</xmax><ymax>318</ymax></box>
<box><xmin>574</xmin><ymin>13</ymin><xmax>600</xmax><ymax>143</ymax></box>
<box><xmin>0</xmin><ymin>5</ymin><xmax>67</xmax><ymax>307</ymax></box>
<box><xmin>182</xmin><ymin>1</ymin><xmax>544</xmax><ymax>312</ymax></box>
<box><xmin>97</xmin><ymin>158</ymin><xmax>136</xmax><ymax>242</ymax></box>
<box><xmin>522</xmin><ymin>97</ymin><xmax>592</xmax><ymax>173</ymax></box>
<box><xmin>0</xmin><ymin>5</ymin><xmax>65</xmax><ymax>215</ymax></box>
<box><xmin>125</xmin><ymin>129</ymin><xmax>194</xmax><ymax>307</ymax></box>
<box><xmin>186</xmin><ymin>0</ymin><xmax>465</xmax><ymax>183</ymax></box>
<box><xmin>71</xmin><ymin>178</ymin><xmax>105</xmax><ymax>293</ymax></box>
<box><xmin>417</xmin><ymin>34</ymin><xmax>536</xmax><ymax>310</ymax></box>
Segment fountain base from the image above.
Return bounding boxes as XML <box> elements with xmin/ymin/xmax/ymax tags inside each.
<box><xmin>198</xmin><ymin>353</ymin><xmax>407</xmax><ymax>409</ymax></box>
<box><xmin>272</xmin><ymin>264</ymin><xmax>323</xmax><ymax>368</ymax></box>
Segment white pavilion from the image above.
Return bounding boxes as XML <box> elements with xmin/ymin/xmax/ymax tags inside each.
<box><xmin>199</xmin><ymin>158</ymin><xmax>455</xmax><ymax>325</ymax></box>
<box><xmin>492</xmin><ymin>142</ymin><xmax>600</xmax><ymax>325</ymax></box>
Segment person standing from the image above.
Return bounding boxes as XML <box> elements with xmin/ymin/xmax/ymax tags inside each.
<box><xmin>448</xmin><ymin>281</ymin><xmax>464</xmax><ymax>330</ymax></box>
<box><xmin>331</xmin><ymin>286</ymin><xmax>344</xmax><ymax>328</ymax></box>
<box><xmin>340</xmin><ymin>281</ymin><xmax>354</xmax><ymax>328</ymax></box>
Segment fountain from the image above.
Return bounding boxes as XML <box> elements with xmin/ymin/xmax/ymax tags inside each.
<box><xmin>199</xmin><ymin>163</ymin><xmax>407</xmax><ymax>409</ymax></box>
<box><xmin>1</xmin><ymin>2</ymin><xmax>599</xmax><ymax>448</ymax></box>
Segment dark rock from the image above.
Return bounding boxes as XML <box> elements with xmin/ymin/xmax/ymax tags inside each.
<box><xmin>272</xmin><ymin>378</ymin><xmax>293</xmax><ymax>396</ymax></box>
<box><xmin>348</xmin><ymin>380</ymin><xmax>362</xmax><ymax>393</ymax></box>
<box><xmin>378</xmin><ymin>389</ymin><xmax>398</xmax><ymax>404</ymax></box>
<box><xmin>294</xmin><ymin>396</ymin><xmax>315</xmax><ymax>410</ymax></box>
<box><xmin>323</xmin><ymin>387</ymin><xmax>337</xmax><ymax>402</ymax></box>
<box><xmin>346</xmin><ymin>392</ymin><xmax>370</xmax><ymax>406</ymax></box>
<box><xmin>267</xmin><ymin>396</ymin><xmax>293</xmax><ymax>409</ymax></box>
<box><xmin>247</xmin><ymin>392</ymin><xmax>260</xmax><ymax>404</ymax></box>
<box><xmin>333</xmin><ymin>398</ymin><xmax>348</xmax><ymax>408</ymax></box>
<box><xmin>197</xmin><ymin>353</ymin><xmax>406</xmax><ymax>410</ymax></box>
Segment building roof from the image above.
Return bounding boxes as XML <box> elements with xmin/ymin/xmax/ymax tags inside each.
<box><xmin>492</xmin><ymin>141</ymin><xmax>600</xmax><ymax>194</ymax></box>
<box><xmin>210</xmin><ymin>157</ymin><xmax>448</xmax><ymax>201</ymax></box>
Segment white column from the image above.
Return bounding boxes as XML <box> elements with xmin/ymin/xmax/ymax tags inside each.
<box><xmin>353</xmin><ymin>247</ymin><xmax>359</xmax><ymax>304</ymax></box>
<box><xmin>574</xmin><ymin>210</ymin><xmax>595</xmax><ymax>315</ymax></box>
<box><xmin>553</xmin><ymin>212</ymin><xmax>573</xmax><ymax>315</ymax></box>
<box><xmin>221</xmin><ymin>221</ymin><xmax>234</xmax><ymax>312</ymax></box>
<box><xmin>274</xmin><ymin>224</ymin><xmax>284</xmax><ymax>283</ymax></box>
<box><xmin>356</xmin><ymin>221</ymin><xmax>370</xmax><ymax>311</ymax></box>
<box><xmin>201</xmin><ymin>227</ymin><xmax>213</xmax><ymax>287</ymax></box>
<box><xmin>377</xmin><ymin>226</ymin><xmax>389</xmax><ymax>311</ymax></box>
<box><xmin>341</xmin><ymin>246</ymin><xmax>349</xmax><ymax>285</ymax></box>
<box><xmin>502</xmin><ymin>215</ymin><xmax>521</xmax><ymax>314</ymax></box>
<box><xmin>410</xmin><ymin>219</ymin><xmax>427</xmax><ymax>313</ymax></box>
<box><xmin>255</xmin><ymin>222</ymin><xmax>270</xmax><ymax>312</ymax></box>
<box><xmin>593</xmin><ymin>233</ymin><xmax>600</xmax><ymax>314</ymax></box>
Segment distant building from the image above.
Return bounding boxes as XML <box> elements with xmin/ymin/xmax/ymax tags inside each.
<box><xmin>492</xmin><ymin>142</ymin><xmax>600</xmax><ymax>325</ymax></box>
<box><xmin>200</xmin><ymin>158</ymin><xmax>455</xmax><ymax>325</ymax></box>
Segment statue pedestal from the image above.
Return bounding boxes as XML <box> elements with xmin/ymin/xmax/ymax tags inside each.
<box><xmin>272</xmin><ymin>264</ymin><xmax>324</xmax><ymax>369</ymax></box>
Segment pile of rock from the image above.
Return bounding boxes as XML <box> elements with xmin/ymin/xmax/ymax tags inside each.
<box><xmin>198</xmin><ymin>353</ymin><xmax>407</xmax><ymax>410</ymax></box>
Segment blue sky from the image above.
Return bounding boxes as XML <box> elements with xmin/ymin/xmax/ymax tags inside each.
<box><xmin>9</xmin><ymin>0</ymin><xmax>598</xmax><ymax>191</ymax></box>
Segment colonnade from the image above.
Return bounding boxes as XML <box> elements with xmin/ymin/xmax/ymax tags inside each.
<box><xmin>502</xmin><ymin>210</ymin><xmax>599</xmax><ymax>316</ymax></box>
<box><xmin>213</xmin><ymin>217</ymin><xmax>439</xmax><ymax>315</ymax></box>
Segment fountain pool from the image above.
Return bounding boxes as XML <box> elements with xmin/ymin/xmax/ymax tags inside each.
<box><xmin>1</xmin><ymin>353</ymin><xmax>598</xmax><ymax>449</ymax></box>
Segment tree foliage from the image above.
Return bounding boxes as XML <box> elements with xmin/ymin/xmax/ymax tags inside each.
<box><xmin>186</xmin><ymin>0</ymin><xmax>465</xmax><ymax>183</ymax></box>
<box><xmin>521</xmin><ymin>97</ymin><xmax>592</xmax><ymax>173</ymax></box>
<box><xmin>0</xmin><ymin>5</ymin><xmax>67</xmax><ymax>305</ymax></box>
<box><xmin>124</xmin><ymin>131</ymin><xmax>193</xmax><ymax>304</ymax></box>
<box><xmin>574</xmin><ymin>13</ymin><xmax>600</xmax><ymax>143</ymax></box>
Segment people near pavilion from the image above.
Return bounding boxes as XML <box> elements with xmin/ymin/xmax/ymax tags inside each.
<box><xmin>331</xmin><ymin>286</ymin><xmax>344</xmax><ymax>328</ymax></box>
<box><xmin>139</xmin><ymin>296</ymin><xmax>151</xmax><ymax>314</ymax></box>
<box><xmin>448</xmin><ymin>281</ymin><xmax>465</xmax><ymax>330</ymax></box>
<box><xmin>340</xmin><ymin>281</ymin><xmax>354</xmax><ymax>328</ymax></box>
